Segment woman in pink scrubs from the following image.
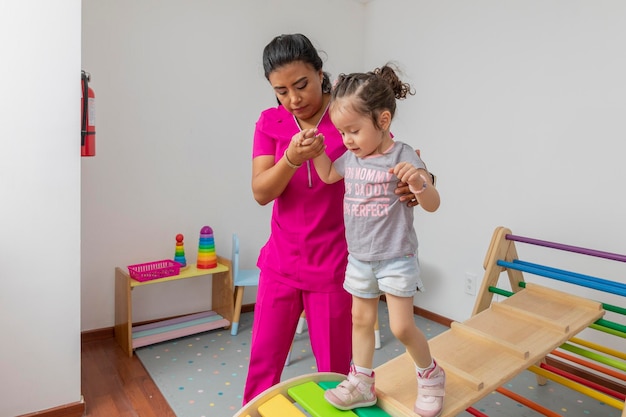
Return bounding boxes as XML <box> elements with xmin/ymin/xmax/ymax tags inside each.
<box><xmin>243</xmin><ymin>34</ymin><xmax>420</xmax><ymax>404</ymax></box>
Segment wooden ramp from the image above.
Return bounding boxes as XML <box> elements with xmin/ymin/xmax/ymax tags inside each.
<box><xmin>373</xmin><ymin>283</ymin><xmax>604</xmax><ymax>417</ymax></box>
<box><xmin>234</xmin><ymin>283</ymin><xmax>604</xmax><ymax>417</ymax></box>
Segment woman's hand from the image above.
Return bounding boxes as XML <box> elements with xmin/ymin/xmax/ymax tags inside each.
<box><xmin>292</xmin><ymin>128</ymin><xmax>319</xmax><ymax>146</ymax></box>
<box><xmin>396</xmin><ymin>180</ymin><xmax>420</xmax><ymax>207</ymax></box>
<box><xmin>288</xmin><ymin>128</ymin><xmax>326</xmax><ymax>163</ymax></box>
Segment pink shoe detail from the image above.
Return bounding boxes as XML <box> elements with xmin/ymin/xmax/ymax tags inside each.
<box><xmin>414</xmin><ymin>360</ymin><xmax>446</xmax><ymax>417</ymax></box>
<box><xmin>324</xmin><ymin>364</ymin><xmax>377</xmax><ymax>410</ymax></box>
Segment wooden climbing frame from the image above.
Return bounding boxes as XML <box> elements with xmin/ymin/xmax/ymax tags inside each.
<box><xmin>234</xmin><ymin>227</ymin><xmax>626</xmax><ymax>417</ymax></box>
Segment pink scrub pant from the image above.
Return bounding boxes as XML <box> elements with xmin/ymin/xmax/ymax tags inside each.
<box><xmin>242</xmin><ymin>272</ymin><xmax>352</xmax><ymax>404</ymax></box>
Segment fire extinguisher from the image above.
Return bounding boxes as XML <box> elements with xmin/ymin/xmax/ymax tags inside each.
<box><xmin>81</xmin><ymin>70</ymin><xmax>96</xmax><ymax>157</ymax></box>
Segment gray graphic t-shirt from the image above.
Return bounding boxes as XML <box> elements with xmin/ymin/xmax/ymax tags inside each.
<box><xmin>333</xmin><ymin>141</ymin><xmax>426</xmax><ymax>262</ymax></box>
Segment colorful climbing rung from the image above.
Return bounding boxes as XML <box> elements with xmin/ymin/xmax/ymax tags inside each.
<box><xmin>258</xmin><ymin>393</ymin><xmax>306</xmax><ymax>417</ymax></box>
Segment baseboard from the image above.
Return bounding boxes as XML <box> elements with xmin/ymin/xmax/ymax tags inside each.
<box><xmin>81</xmin><ymin>327</ymin><xmax>114</xmax><ymax>344</ymax></box>
<box><xmin>238</xmin><ymin>303</ymin><xmax>454</xmax><ymax>325</ymax></box>
<box><xmin>379</xmin><ymin>294</ymin><xmax>454</xmax><ymax>328</ymax></box>
<box><xmin>413</xmin><ymin>306</ymin><xmax>454</xmax><ymax>328</ymax></box>
<box><xmin>17</xmin><ymin>397</ymin><xmax>85</xmax><ymax>417</ymax></box>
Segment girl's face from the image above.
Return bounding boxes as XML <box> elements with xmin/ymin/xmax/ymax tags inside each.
<box><xmin>330</xmin><ymin>99</ymin><xmax>392</xmax><ymax>158</ymax></box>
<box><xmin>268</xmin><ymin>61</ymin><xmax>324</xmax><ymax>124</ymax></box>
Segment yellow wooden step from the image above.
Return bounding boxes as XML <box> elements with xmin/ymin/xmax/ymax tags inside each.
<box><xmin>258</xmin><ymin>393</ymin><xmax>307</xmax><ymax>417</ymax></box>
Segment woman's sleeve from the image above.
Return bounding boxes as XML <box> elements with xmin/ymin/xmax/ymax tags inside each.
<box><xmin>252</xmin><ymin>111</ymin><xmax>277</xmax><ymax>158</ymax></box>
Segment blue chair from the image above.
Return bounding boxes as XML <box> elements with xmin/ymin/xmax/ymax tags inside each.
<box><xmin>230</xmin><ymin>233</ymin><xmax>261</xmax><ymax>336</ymax></box>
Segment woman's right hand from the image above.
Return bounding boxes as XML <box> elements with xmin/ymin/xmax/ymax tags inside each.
<box><xmin>289</xmin><ymin>129</ymin><xmax>326</xmax><ymax>163</ymax></box>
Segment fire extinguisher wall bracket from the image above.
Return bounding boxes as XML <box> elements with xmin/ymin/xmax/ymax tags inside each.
<box><xmin>81</xmin><ymin>70</ymin><xmax>96</xmax><ymax>157</ymax></box>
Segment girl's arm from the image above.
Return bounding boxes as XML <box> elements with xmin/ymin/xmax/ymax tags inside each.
<box><xmin>396</xmin><ymin>149</ymin><xmax>435</xmax><ymax>208</ymax></box>
<box><xmin>391</xmin><ymin>163</ymin><xmax>440</xmax><ymax>212</ymax></box>
<box><xmin>312</xmin><ymin>152</ymin><xmax>342</xmax><ymax>184</ymax></box>
<box><xmin>308</xmin><ymin>134</ymin><xmax>343</xmax><ymax>184</ymax></box>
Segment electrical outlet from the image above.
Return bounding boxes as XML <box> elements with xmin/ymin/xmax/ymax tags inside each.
<box><xmin>465</xmin><ymin>272</ymin><xmax>477</xmax><ymax>295</ymax></box>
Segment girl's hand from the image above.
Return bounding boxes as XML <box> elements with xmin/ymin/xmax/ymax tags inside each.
<box><xmin>292</xmin><ymin>128</ymin><xmax>319</xmax><ymax>146</ymax></box>
<box><xmin>391</xmin><ymin>162</ymin><xmax>423</xmax><ymax>192</ymax></box>
<box><xmin>392</xmin><ymin>162</ymin><xmax>439</xmax><ymax>212</ymax></box>
<box><xmin>396</xmin><ymin>149</ymin><xmax>432</xmax><ymax>207</ymax></box>
<box><xmin>303</xmin><ymin>133</ymin><xmax>326</xmax><ymax>158</ymax></box>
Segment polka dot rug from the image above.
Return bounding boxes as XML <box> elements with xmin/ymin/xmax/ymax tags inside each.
<box><xmin>135</xmin><ymin>302</ymin><xmax>619</xmax><ymax>417</ymax></box>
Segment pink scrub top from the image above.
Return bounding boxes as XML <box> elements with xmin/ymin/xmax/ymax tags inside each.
<box><xmin>253</xmin><ymin>105</ymin><xmax>348</xmax><ymax>292</ymax></box>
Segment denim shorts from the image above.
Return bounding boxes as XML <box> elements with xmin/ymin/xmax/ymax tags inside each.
<box><xmin>343</xmin><ymin>254</ymin><xmax>425</xmax><ymax>299</ymax></box>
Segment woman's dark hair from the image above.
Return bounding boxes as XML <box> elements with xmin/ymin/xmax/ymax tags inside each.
<box><xmin>262</xmin><ymin>33</ymin><xmax>332</xmax><ymax>94</ymax></box>
<box><xmin>331</xmin><ymin>64</ymin><xmax>414</xmax><ymax>129</ymax></box>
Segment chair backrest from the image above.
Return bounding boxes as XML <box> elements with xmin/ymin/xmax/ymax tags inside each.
<box><xmin>231</xmin><ymin>233</ymin><xmax>240</xmax><ymax>283</ymax></box>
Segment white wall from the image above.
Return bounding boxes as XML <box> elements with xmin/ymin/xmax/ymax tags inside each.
<box><xmin>0</xmin><ymin>1</ymin><xmax>82</xmax><ymax>415</ymax></box>
<box><xmin>81</xmin><ymin>0</ymin><xmax>626</xmax><ymax>345</ymax></box>
<box><xmin>5</xmin><ymin>1</ymin><xmax>622</xmax><ymax>415</ymax></box>
<box><xmin>81</xmin><ymin>0</ymin><xmax>366</xmax><ymax>329</ymax></box>
<box><xmin>364</xmin><ymin>0</ymin><xmax>626</xmax><ymax>339</ymax></box>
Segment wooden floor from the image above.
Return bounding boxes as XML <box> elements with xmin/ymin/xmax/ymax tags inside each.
<box><xmin>81</xmin><ymin>335</ymin><xmax>176</xmax><ymax>417</ymax></box>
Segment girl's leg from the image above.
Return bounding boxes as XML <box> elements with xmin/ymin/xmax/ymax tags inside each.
<box><xmin>385</xmin><ymin>294</ymin><xmax>432</xmax><ymax>367</ymax></box>
<box><xmin>351</xmin><ymin>296</ymin><xmax>379</xmax><ymax>369</ymax></box>
<box><xmin>304</xmin><ymin>288</ymin><xmax>352</xmax><ymax>374</ymax></box>
<box><xmin>243</xmin><ymin>275</ymin><xmax>303</xmax><ymax>404</ymax></box>
<box><xmin>323</xmin><ymin>295</ymin><xmax>378</xmax><ymax>411</ymax></box>
<box><xmin>386</xmin><ymin>293</ymin><xmax>445</xmax><ymax>417</ymax></box>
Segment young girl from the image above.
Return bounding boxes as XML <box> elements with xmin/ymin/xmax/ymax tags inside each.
<box><xmin>304</xmin><ymin>65</ymin><xmax>444</xmax><ymax>417</ymax></box>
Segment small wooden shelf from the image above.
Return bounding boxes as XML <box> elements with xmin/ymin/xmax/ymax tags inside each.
<box><xmin>114</xmin><ymin>257</ymin><xmax>233</xmax><ymax>357</ymax></box>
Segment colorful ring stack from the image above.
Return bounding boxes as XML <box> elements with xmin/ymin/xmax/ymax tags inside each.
<box><xmin>174</xmin><ymin>233</ymin><xmax>187</xmax><ymax>267</ymax></box>
<box><xmin>196</xmin><ymin>226</ymin><xmax>217</xmax><ymax>269</ymax></box>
